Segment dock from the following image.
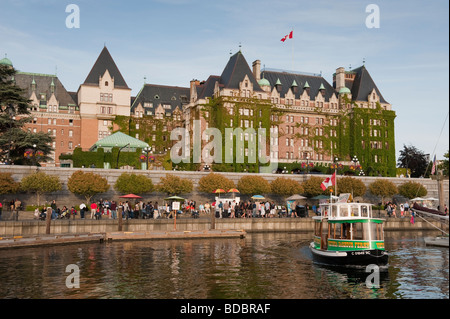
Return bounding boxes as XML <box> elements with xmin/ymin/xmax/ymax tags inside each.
<box><xmin>0</xmin><ymin>229</ymin><xmax>246</xmax><ymax>249</ymax></box>
<box><xmin>106</xmin><ymin>229</ymin><xmax>246</xmax><ymax>241</ymax></box>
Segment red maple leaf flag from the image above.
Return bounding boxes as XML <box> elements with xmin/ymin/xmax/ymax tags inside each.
<box><xmin>281</xmin><ymin>30</ymin><xmax>293</xmax><ymax>42</ymax></box>
<box><xmin>320</xmin><ymin>172</ymin><xmax>336</xmax><ymax>191</ymax></box>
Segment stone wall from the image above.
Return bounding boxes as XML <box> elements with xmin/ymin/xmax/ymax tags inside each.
<box><xmin>1</xmin><ymin>217</ymin><xmax>446</xmax><ymax>237</ymax></box>
<box><xmin>1</xmin><ymin>165</ymin><xmax>448</xmax><ymax>209</ymax></box>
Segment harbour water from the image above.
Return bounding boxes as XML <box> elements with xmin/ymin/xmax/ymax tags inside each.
<box><xmin>0</xmin><ymin>231</ymin><xmax>448</xmax><ymax>299</ymax></box>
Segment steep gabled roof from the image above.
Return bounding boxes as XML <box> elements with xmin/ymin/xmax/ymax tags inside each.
<box><xmin>15</xmin><ymin>72</ymin><xmax>77</xmax><ymax>106</ymax></box>
<box><xmin>261</xmin><ymin>70</ymin><xmax>336</xmax><ymax>101</ymax></box>
<box><xmin>349</xmin><ymin>65</ymin><xmax>388</xmax><ymax>104</ymax></box>
<box><xmin>220</xmin><ymin>51</ymin><xmax>263</xmax><ymax>92</ymax></box>
<box><xmin>197</xmin><ymin>75</ymin><xmax>221</xmax><ymax>99</ymax></box>
<box><xmin>131</xmin><ymin>83</ymin><xmax>189</xmax><ymax>113</ymax></box>
<box><xmin>83</xmin><ymin>46</ymin><xmax>129</xmax><ymax>89</ymax></box>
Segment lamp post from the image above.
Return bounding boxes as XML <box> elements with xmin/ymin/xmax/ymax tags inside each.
<box><xmin>116</xmin><ymin>143</ymin><xmax>130</xmax><ymax>169</ymax></box>
<box><xmin>306</xmin><ymin>156</ymin><xmax>310</xmax><ymax>174</ymax></box>
<box><xmin>143</xmin><ymin>146</ymin><xmax>152</xmax><ymax>170</ymax></box>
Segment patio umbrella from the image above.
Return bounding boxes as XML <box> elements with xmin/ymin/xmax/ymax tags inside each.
<box><xmin>286</xmin><ymin>194</ymin><xmax>307</xmax><ymax>201</ymax></box>
<box><xmin>164</xmin><ymin>196</ymin><xmax>185</xmax><ymax>201</ymax></box>
<box><xmin>411</xmin><ymin>197</ymin><xmax>426</xmax><ymax>201</ymax></box>
<box><xmin>228</xmin><ymin>188</ymin><xmax>239</xmax><ymax>199</ymax></box>
<box><xmin>214</xmin><ymin>189</ymin><xmax>226</xmax><ymax>199</ymax></box>
<box><xmin>251</xmin><ymin>195</ymin><xmax>265</xmax><ymax>200</ymax></box>
<box><xmin>119</xmin><ymin>194</ymin><xmax>143</xmax><ymax>199</ymax></box>
<box><xmin>311</xmin><ymin>195</ymin><xmax>331</xmax><ymax>200</ymax></box>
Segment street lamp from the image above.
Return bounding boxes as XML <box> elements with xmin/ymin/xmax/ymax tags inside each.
<box><xmin>306</xmin><ymin>156</ymin><xmax>310</xmax><ymax>174</ymax></box>
<box><xmin>143</xmin><ymin>146</ymin><xmax>152</xmax><ymax>170</ymax></box>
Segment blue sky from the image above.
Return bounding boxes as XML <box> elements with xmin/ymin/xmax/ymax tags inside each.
<box><xmin>1</xmin><ymin>0</ymin><xmax>448</xmax><ymax>162</ymax></box>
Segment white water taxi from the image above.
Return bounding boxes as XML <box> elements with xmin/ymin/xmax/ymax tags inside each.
<box><xmin>310</xmin><ymin>201</ymin><xmax>388</xmax><ymax>266</ymax></box>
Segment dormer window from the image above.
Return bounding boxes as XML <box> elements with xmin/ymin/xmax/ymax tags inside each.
<box><xmin>105</xmin><ymin>81</ymin><xmax>109</xmax><ymax>86</ymax></box>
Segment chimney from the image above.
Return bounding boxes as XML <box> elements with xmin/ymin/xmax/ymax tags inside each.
<box><xmin>335</xmin><ymin>67</ymin><xmax>345</xmax><ymax>91</ymax></box>
<box><xmin>252</xmin><ymin>60</ymin><xmax>261</xmax><ymax>81</ymax></box>
<box><xmin>190</xmin><ymin>79</ymin><xmax>198</xmax><ymax>102</ymax></box>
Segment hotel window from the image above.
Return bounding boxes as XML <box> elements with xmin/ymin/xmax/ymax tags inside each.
<box><xmin>108</xmin><ymin>107</ymin><xmax>113</xmax><ymax>114</ymax></box>
<box><xmin>53</xmin><ymin>119</ymin><xmax>57</xmax><ymax>125</ymax></box>
<box><xmin>33</xmin><ymin>128</ymin><xmax>37</xmax><ymax>133</ymax></box>
<box><xmin>69</xmin><ymin>130</ymin><xmax>73</xmax><ymax>137</ymax></box>
<box><xmin>61</xmin><ymin>129</ymin><xmax>64</xmax><ymax>135</ymax></box>
<box><xmin>53</xmin><ymin>129</ymin><xmax>56</xmax><ymax>136</ymax></box>
<box><xmin>69</xmin><ymin>119</ymin><xmax>73</xmax><ymax>126</ymax></box>
<box><xmin>69</xmin><ymin>142</ymin><xmax>73</xmax><ymax>150</ymax></box>
<box><xmin>48</xmin><ymin>118</ymin><xmax>52</xmax><ymax>125</ymax></box>
<box><xmin>136</xmin><ymin>123</ymin><xmax>140</xmax><ymax>130</ymax></box>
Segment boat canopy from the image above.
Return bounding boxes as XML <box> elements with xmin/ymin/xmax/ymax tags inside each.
<box><xmin>319</xmin><ymin>202</ymin><xmax>373</xmax><ymax>220</ymax></box>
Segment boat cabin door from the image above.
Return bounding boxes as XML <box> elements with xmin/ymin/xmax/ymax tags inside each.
<box><xmin>320</xmin><ymin>219</ymin><xmax>328</xmax><ymax>250</ymax></box>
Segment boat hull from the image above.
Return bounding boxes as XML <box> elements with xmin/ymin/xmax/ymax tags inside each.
<box><xmin>310</xmin><ymin>243</ymin><xmax>388</xmax><ymax>266</ymax></box>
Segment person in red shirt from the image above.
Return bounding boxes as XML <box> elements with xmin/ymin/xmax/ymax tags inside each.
<box><xmin>90</xmin><ymin>202</ymin><xmax>97</xmax><ymax>219</ymax></box>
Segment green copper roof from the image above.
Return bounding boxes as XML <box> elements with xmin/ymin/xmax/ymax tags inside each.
<box><xmin>258</xmin><ymin>78</ymin><xmax>270</xmax><ymax>87</ymax></box>
<box><xmin>275</xmin><ymin>78</ymin><xmax>282</xmax><ymax>85</ymax></box>
<box><xmin>339</xmin><ymin>87</ymin><xmax>351</xmax><ymax>94</ymax></box>
<box><xmin>319</xmin><ymin>83</ymin><xmax>325</xmax><ymax>90</ymax></box>
<box><xmin>303</xmin><ymin>81</ymin><xmax>310</xmax><ymax>88</ymax></box>
<box><xmin>291</xmin><ymin>79</ymin><xmax>298</xmax><ymax>87</ymax></box>
<box><xmin>0</xmin><ymin>56</ymin><xmax>13</xmax><ymax>66</ymax></box>
<box><xmin>91</xmin><ymin>131</ymin><xmax>149</xmax><ymax>151</ymax></box>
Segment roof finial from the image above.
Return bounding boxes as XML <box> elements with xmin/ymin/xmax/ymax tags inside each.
<box><xmin>239</xmin><ymin>42</ymin><xmax>242</xmax><ymax>52</ymax></box>
<box><xmin>363</xmin><ymin>57</ymin><xmax>366</xmax><ymax>65</ymax></box>
<box><xmin>144</xmin><ymin>76</ymin><xmax>146</xmax><ymax>84</ymax></box>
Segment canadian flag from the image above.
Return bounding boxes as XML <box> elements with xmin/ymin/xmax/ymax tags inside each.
<box><xmin>281</xmin><ymin>30</ymin><xmax>293</xmax><ymax>42</ymax></box>
<box><xmin>320</xmin><ymin>172</ymin><xmax>336</xmax><ymax>191</ymax></box>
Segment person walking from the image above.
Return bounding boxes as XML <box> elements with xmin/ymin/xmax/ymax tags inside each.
<box><xmin>90</xmin><ymin>202</ymin><xmax>97</xmax><ymax>219</ymax></box>
<box><xmin>110</xmin><ymin>200</ymin><xmax>117</xmax><ymax>219</ymax></box>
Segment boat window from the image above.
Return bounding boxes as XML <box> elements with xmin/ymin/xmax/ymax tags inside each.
<box><xmin>372</xmin><ymin>222</ymin><xmax>384</xmax><ymax>241</ymax></box>
<box><xmin>353</xmin><ymin>223</ymin><xmax>364</xmax><ymax>240</ymax></box>
<box><xmin>331</xmin><ymin>223</ymin><xmax>352</xmax><ymax>239</ymax></box>
<box><xmin>361</xmin><ymin>205</ymin><xmax>370</xmax><ymax>218</ymax></box>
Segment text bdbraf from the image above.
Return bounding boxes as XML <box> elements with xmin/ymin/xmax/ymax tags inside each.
<box><xmin>170</xmin><ymin>120</ymin><xmax>278</xmax><ymax>173</ymax></box>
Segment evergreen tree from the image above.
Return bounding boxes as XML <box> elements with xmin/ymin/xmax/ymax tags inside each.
<box><xmin>0</xmin><ymin>64</ymin><xmax>53</xmax><ymax>164</ymax></box>
<box><xmin>397</xmin><ymin>144</ymin><xmax>428</xmax><ymax>178</ymax></box>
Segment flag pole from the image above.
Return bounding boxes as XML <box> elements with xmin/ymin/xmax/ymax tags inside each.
<box><xmin>291</xmin><ymin>27</ymin><xmax>294</xmax><ymax>71</ymax></box>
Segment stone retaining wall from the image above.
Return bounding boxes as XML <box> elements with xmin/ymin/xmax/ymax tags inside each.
<box><xmin>1</xmin><ymin>217</ymin><xmax>446</xmax><ymax>237</ymax></box>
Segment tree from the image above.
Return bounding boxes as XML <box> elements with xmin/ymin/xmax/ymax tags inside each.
<box><xmin>301</xmin><ymin>176</ymin><xmax>330</xmax><ymax>197</ymax></box>
<box><xmin>0</xmin><ymin>172</ymin><xmax>20</xmax><ymax>194</ymax></box>
<box><xmin>397</xmin><ymin>144</ymin><xmax>428</xmax><ymax>178</ymax></box>
<box><xmin>157</xmin><ymin>174</ymin><xmax>193</xmax><ymax>196</ymax></box>
<box><xmin>369</xmin><ymin>179</ymin><xmax>398</xmax><ymax>204</ymax></box>
<box><xmin>0</xmin><ymin>64</ymin><xmax>30</xmax><ymax>115</ymax></box>
<box><xmin>20</xmin><ymin>171</ymin><xmax>62</xmax><ymax>206</ymax></box>
<box><xmin>237</xmin><ymin>175</ymin><xmax>271</xmax><ymax>195</ymax></box>
<box><xmin>439</xmin><ymin>150</ymin><xmax>449</xmax><ymax>176</ymax></box>
<box><xmin>398</xmin><ymin>181</ymin><xmax>427</xmax><ymax>199</ymax></box>
<box><xmin>337</xmin><ymin>177</ymin><xmax>366</xmax><ymax>197</ymax></box>
<box><xmin>270</xmin><ymin>177</ymin><xmax>303</xmax><ymax>197</ymax></box>
<box><xmin>114</xmin><ymin>173</ymin><xmax>154</xmax><ymax>194</ymax></box>
<box><xmin>67</xmin><ymin>170</ymin><xmax>110</xmax><ymax>204</ymax></box>
<box><xmin>197</xmin><ymin>173</ymin><xmax>235</xmax><ymax>193</ymax></box>
<box><xmin>0</xmin><ymin>64</ymin><xmax>54</xmax><ymax>164</ymax></box>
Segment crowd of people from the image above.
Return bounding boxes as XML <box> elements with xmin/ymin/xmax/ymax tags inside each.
<box><xmin>10</xmin><ymin>198</ymin><xmax>447</xmax><ymax>222</ymax></box>
<box><xmin>31</xmin><ymin>198</ymin><xmax>312</xmax><ymax>220</ymax></box>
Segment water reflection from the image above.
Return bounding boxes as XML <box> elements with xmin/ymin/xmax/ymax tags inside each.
<box><xmin>0</xmin><ymin>231</ymin><xmax>447</xmax><ymax>299</ymax></box>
